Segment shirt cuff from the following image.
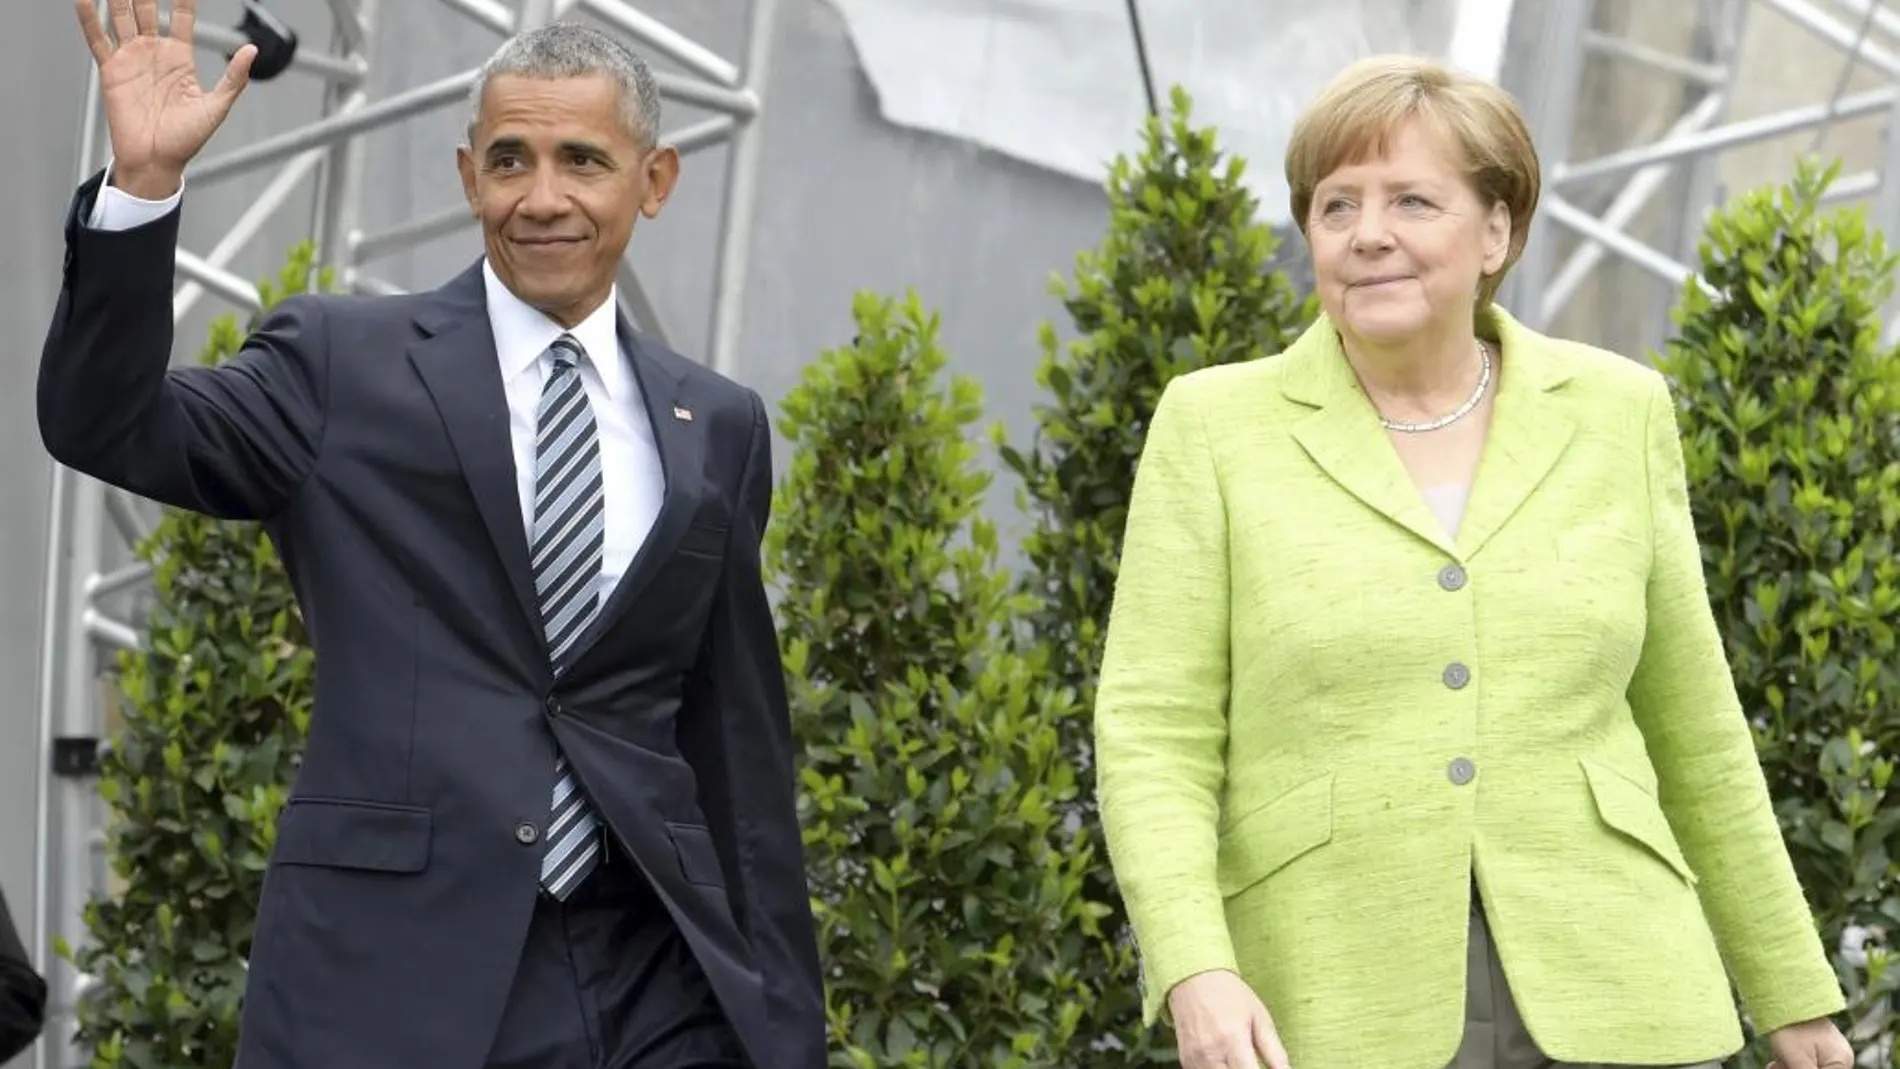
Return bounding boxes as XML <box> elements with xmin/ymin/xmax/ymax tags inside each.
<box><xmin>88</xmin><ymin>162</ymin><xmax>183</xmax><ymax>232</ymax></box>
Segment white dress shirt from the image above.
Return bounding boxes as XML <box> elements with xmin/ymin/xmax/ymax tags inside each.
<box><xmin>88</xmin><ymin>169</ymin><xmax>666</xmax><ymax>603</ymax></box>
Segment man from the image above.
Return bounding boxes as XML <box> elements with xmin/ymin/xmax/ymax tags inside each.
<box><xmin>41</xmin><ymin>2</ymin><xmax>823</xmax><ymax>1067</ymax></box>
<box><xmin>0</xmin><ymin>885</ymin><xmax>47</xmax><ymax>1063</ymax></box>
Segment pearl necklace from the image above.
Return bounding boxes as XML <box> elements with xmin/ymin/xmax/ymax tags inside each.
<box><xmin>1378</xmin><ymin>342</ymin><xmax>1493</xmax><ymax>434</ymax></box>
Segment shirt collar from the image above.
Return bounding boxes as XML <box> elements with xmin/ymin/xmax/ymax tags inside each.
<box><xmin>482</xmin><ymin>260</ymin><xmax>626</xmax><ymax>400</ymax></box>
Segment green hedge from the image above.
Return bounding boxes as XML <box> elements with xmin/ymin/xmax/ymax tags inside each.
<box><xmin>1657</xmin><ymin>157</ymin><xmax>1900</xmax><ymax>1067</ymax></box>
<box><xmin>769</xmin><ymin>291</ymin><xmax>1109</xmax><ymax>1067</ymax></box>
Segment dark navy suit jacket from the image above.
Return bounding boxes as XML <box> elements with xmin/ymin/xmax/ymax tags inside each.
<box><xmin>0</xmin><ymin>886</ymin><xmax>46</xmax><ymax>1063</ymax></box>
<box><xmin>37</xmin><ymin>171</ymin><xmax>825</xmax><ymax>1069</ymax></box>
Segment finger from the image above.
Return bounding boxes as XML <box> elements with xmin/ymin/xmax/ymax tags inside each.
<box><xmin>74</xmin><ymin>0</ymin><xmax>114</xmax><ymax>66</ymax></box>
<box><xmin>170</xmin><ymin>0</ymin><xmax>195</xmax><ymax>44</ymax></box>
<box><xmin>211</xmin><ymin>44</ymin><xmax>256</xmax><ymax>108</ymax></box>
<box><xmin>1254</xmin><ymin>1018</ymin><xmax>1292</xmax><ymax>1069</ymax></box>
<box><xmin>105</xmin><ymin>0</ymin><xmax>137</xmax><ymax>43</ymax></box>
<box><xmin>131</xmin><ymin>0</ymin><xmax>159</xmax><ymax>36</ymax></box>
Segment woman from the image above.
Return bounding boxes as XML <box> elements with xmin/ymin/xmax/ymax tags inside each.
<box><xmin>1093</xmin><ymin>55</ymin><xmax>1854</xmax><ymax>1069</ymax></box>
<box><xmin>0</xmin><ymin>885</ymin><xmax>47</xmax><ymax>1063</ymax></box>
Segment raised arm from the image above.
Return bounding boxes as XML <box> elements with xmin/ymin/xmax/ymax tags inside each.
<box><xmin>40</xmin><ymin>0</ymin><xmax>326</xmax><ymax>520</ymax></box>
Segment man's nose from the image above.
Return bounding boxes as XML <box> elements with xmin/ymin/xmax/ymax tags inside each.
<box><xmin>518</xmin><ymin>168</ymin><xmax>569</xmax><ymax>217</ymax></box>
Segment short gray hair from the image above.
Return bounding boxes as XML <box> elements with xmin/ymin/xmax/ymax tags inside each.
<box><xmin>466</xmin><ymin>22</ymin><xmax>662</xmax><ymax>149</ymax></box>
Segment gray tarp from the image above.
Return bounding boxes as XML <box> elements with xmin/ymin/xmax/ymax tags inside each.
<box><xmin>828</xmin><ymin>0</ymin><xmax>1516</xmax><ymax>224</ymax></box>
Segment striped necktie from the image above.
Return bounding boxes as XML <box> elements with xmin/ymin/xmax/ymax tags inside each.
<box><xmin>532</xmin><ymin>334</ymin><xmax>605</xmax><ymax>899</ymax></box>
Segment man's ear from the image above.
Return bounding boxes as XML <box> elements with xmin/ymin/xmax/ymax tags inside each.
<box><xmin>641</xmin><ymin>145</ymin><xmax>681</xmax><ymax>220</ymax></box>
<box><xmin>456</xmin><ymin>145</ymin><xmax>480</xmax><ymax>217</ymax></box>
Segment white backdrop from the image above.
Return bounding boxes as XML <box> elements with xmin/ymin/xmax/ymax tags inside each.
<box><xmin>829</xmin><ymin>0</ymin><xmax>1517</xmax><ymax>224</ymax></box>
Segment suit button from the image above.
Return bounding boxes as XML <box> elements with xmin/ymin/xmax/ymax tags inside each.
<box><xmin>1438</xmin><ymin>564</ymin><xmax>1468</xmax><ymax>591</ymax></box>
<box><xmin>515</xmin><ymin>822</ymin><xmax>539</xmax><ymax>845</ymax></box>
<box><xmin>1448</xmin><ymin>757</ymin><xmax>1476</xmax><ymax>785</ymax></box>
<box><xmin>1443</xmin><ymin>663</ymin><xmax>1471</xmax><ymax>689</ymax></box>
<box><xmin>544</xmin><ymin>696</ymin><xmax>561</xmax><ymax>716</ymax></box>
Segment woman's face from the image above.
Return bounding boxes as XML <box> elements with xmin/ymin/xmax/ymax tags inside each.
<box><xmin>1305</xmin><ymin>119</ymin><xmax>1512</xmax><ymax>350</ymax></box>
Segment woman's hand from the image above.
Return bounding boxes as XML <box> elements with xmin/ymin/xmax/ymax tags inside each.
<box><xmin>1168</xmin><ymin>970</ymin><xmax>1291</xmax><ymax>1069</ymax></box>
<box><xmin>1765</xmin><ymin>1016</ymin><xmax>1854</xmax><ymax>1069</ymax></box>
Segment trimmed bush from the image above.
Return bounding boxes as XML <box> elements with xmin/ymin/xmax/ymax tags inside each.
<box><xmin>1657</xmin><ymin>157</ymin><xmax>1900</xmax><ymax>1067</ymax></box>
<box><xmin>62</xmin><ymin>247</ymin><xmax>325</xmax><ymax>1069</ymax></box>
<box><xmin>999</xmin><ymin>85</ymin><xmax>1317</xmax><ymax>1060</ymax></box>
<box><xmin>770</xmin><ymin>291</ymin><xmax>1107</xmax><ymax>1067</ymax></box>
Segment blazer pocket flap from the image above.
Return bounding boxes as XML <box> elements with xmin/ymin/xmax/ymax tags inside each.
<box><xmin>1217</xmin><ymin>773</ymin><xmax>1336</xmax><ymax>899</ymax></box>
<box><xmin>1580</xmin><ymin>758</ymin><xmax>1696</xmax><ymax>885</ymax></box>
<box><xmin>666</xmin><ymin>822</ymin><xmax>726</xmax><ymax>888</ymax></box>
<box><xmin>273</xmin><ymin>798</ymin><xmax>433</xmax><ymax>874</ymax></box>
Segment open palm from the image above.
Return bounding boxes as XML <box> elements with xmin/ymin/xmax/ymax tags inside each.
<box><xmin>75</xmin><ymin>0</ymin><xmax>256</xmax><ymax>186</ymax></box>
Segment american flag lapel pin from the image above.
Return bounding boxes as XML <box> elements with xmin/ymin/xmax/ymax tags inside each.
<box><xmin>672</xmin><ymin>404</ymin><xmax>694</xmax><ymax>422</ymax></box>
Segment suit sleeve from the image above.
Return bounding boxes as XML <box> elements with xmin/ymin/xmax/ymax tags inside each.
<box><xmin>681</xmin><ymin>390</ymin><xmax>825</xmax><ymax>1067</ymax></box>
<box><xmin>0</xmin><ymin>888</ymin><xmax>47</xmax><ymax>1063</ymax></box>
<box><xmin>1627</xmin><ymin>372</ymin><xmax>1844</xmax><ymax>1034</ymax></box>
<box><xmin>1093</xmin><ymin>374</ymin><xmax>1235</xmax><ymax>1026</ymax></box>
<box><xmin>37</xmin><ymin>171</ymin><xmax>328</xmax><ymax>521</ymax></box>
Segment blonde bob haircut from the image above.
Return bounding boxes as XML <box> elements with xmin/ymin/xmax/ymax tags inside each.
<box><xmin>1284</xmin><ymin>55</ymin><xmax>1541</xmax><ymax>309</ymax></box>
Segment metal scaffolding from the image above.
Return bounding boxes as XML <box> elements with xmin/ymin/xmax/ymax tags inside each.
<box><xmin>29</xmin><ymin>1</ymin><xmax>776</xmax><ymax>1066</ymax></box>
<box><xmin>1499</xmin><ymin>0</ymin><xmax>1900</xmax><ymax>358</ymax></box>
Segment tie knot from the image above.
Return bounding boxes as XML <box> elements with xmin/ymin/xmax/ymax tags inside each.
<box><xmin>549</xmin><ymin>334</ymin><xmax>585</xmax><ymax>372</ymax></box>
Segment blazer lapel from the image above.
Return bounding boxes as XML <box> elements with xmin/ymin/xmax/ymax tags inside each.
<box><xmin>1282</xmin><ymin>317</ymin><xmax>1457</xmax><ymax>558</ymax></box>
<box><xmin>565</xmin><ymin>316</ymin><xmax>705</xmax><ymax>661</ymax></box>
<box><xmin>1456</xmin><ymin>308</ymin><xmax>1578</xmax><ymax>558</ymax></box>
<box><xmin>407</xmin><ymin>265</ymin><xmax>546</xmax><ymax>650</ymax></box>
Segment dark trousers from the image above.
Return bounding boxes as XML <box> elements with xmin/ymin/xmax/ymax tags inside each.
<box><xmin>1449</xmin><ymin>889</ymin><xmax>1719</xmax><ymax>1069</ymax></box>
<box><xmin>485</xmin><ymin>840</ymin><xmax>744</xmax><ymax>1069</ymax></box>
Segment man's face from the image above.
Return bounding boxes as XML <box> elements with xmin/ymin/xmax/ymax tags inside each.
<box><xmin>457</xmin><ymin>73</ymin><xmax>679</xmax><ymax>328</ymax></box>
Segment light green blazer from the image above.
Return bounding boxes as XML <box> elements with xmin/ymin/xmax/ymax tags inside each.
<box><xmin>1094</xmin><ymin>307</ymin><xmax>1844</xmax><ymax>1069</ymax></box>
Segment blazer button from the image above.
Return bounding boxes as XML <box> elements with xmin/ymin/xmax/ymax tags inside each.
<box><xmin>544</xmin><ymin>695</ymin><xmax>561</xmax><ymax>716</ymax></box>
<box><xmin>515</xmin><ymin>822</ymin><xmax>539</xmax><ymax>845</ymax></box>
<box><xmin>1443</xmin><ymin>662</ymin><xmax>1471</xmax><ymax>689</ymax></box>
<box><xmin>1447</xmin><ymin>757</ymin><xmax>1476</xmax><ymax>785</ymax></box>
<box><xmin>1438</xmin><ymin>564</ymin><xmax>1468</xmax><ymax>592</ymax></box>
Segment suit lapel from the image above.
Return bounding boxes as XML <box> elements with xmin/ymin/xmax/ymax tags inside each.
<box><xmin>406</xmin><ymin>265</ymin><xmax>547</xmax><ymax>652</ymax></box>
<box><xmin>1283</xmin><ymin>318</ymin><xmax>1457</xmax><ymax>557</ymax></box>
<box><xmin>565</xmin><ymin>316</ymin><xmax>705</xmax><ymax>662</ymax></box>
<box><xmin>1456</xmin><ymin>308</ymin><xmax>1577</xmax><ymax>558</ymax></box>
